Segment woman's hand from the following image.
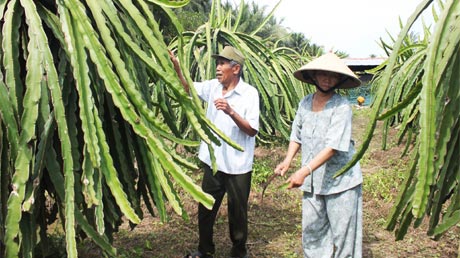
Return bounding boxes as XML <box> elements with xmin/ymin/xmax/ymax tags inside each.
<box><xmin>274</xmin><ymin>159</ymin><xmax>291</xmax><ymax>177</ymax></box>
<box><xmin>286</xmin><ymin>166</ymin><xmax>311</xmax><ymax>189</ymax></box>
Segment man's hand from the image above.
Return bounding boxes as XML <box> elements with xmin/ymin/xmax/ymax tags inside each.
<box><xmin>168</xmin><ymin>50</ymin><xmax>180</xmax><ymax>69</ymax></box>
<box><xmin>168</xmin><ymin>50</ymin><xmax>190</xmax><ymax>94</ymax></box>
<box><xmin>213</xmin><ymin>98</ymin><xmax>234</xmax><ymax>115</ymax></box>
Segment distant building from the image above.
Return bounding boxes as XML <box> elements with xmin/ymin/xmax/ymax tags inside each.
<box><xmin>344</xmin><ymin>57</ymin><xmax>386</xmax><ymax>84</ymax></box>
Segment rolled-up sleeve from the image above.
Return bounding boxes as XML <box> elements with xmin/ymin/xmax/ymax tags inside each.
<box><xmin>194</xmin><ymin>80</ymin><xmax>213</xmax><ymax>103</ymax></box>
<box><xmin>246</xmin><ymin>87</ymin><xmax>260</xmax><ymax>131</ymax></box>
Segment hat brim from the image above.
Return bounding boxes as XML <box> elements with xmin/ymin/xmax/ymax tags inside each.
<box><xmin>293</xmin><ymin>69</ymin><xmax>361</xmax><ymax>89</ymax></box>
<box><xmin>211</xmin><ymin>54</ymin><xmax>230</xmax><ymax>61</ymax></box>
<box><xmin>293</xmin><ymin>53</ymin><xmax>362</xmax><ymax>89</ymax></box>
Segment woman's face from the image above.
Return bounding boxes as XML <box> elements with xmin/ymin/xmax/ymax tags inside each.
<box><xmin>314</xmin><ymin>71</ymin><xmax>341</xmax><ymax>91</ymax></box>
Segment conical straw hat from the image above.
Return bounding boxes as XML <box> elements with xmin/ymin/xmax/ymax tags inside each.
<box><xmin>293</xmin><ymin>53</ymin><xmax>361</xmax><ymax>89</ymax></box>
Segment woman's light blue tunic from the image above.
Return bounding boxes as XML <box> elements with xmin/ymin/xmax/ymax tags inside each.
<box><xmin>290</xmin><ymin>93</ymin><xmax>362</xmax><ymax>194</ymax></box>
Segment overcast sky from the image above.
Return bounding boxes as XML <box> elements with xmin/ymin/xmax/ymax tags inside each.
<box><xmin>257</xmin><ymin>0</ymin><xmax>432</xmax><ymax>57</ymax></box>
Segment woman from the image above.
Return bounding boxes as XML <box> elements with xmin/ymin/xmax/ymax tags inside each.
<box><xmin>274</xmin><ymin>53</ymin><xmax>363</xmax><ymax>258</ymax></box>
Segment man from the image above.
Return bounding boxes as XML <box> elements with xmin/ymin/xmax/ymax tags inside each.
<box><xmin>170</xmin><ymin>46</ymin><xmax>259</xmax><ymax>258</ymax></box>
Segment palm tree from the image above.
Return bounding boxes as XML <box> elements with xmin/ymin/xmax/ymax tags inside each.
<box><xmin>175</xmin><ymin>0</ymin><xmax>212</xmax><ymax>31</ymax></box>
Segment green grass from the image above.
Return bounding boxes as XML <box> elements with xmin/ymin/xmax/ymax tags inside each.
<box><xmin>363</xmin><ymin>158</ymin><xmax>408</xmax><ymax>203</ymax></box>
<box><xmin>252</xmin><ymin>158</ymin><xmax>275</xmax><ymax>185</ymax></box>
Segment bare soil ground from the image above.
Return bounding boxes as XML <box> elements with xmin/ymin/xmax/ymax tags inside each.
<box><xmin>80</xmin><ymin>108</ymin><xmax>460</xmax><ymax>257</ymax></box>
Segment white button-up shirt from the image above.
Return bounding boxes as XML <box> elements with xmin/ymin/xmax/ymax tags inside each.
<box><xmin>195</xmin><ymin>79</ymin><xmax>259</xmax><ymax>174</ymax></box>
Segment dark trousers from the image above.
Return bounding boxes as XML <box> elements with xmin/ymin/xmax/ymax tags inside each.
<box><xmin>198</xmin><ymin>163</ymin><xmax>252</xmax><ymax>257</ymax></box>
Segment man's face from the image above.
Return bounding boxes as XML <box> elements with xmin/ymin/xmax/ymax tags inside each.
<box><xmin>215</xmin><ymin>58</ymin><xmax>238</xmax><ymax>85</ymax></box>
